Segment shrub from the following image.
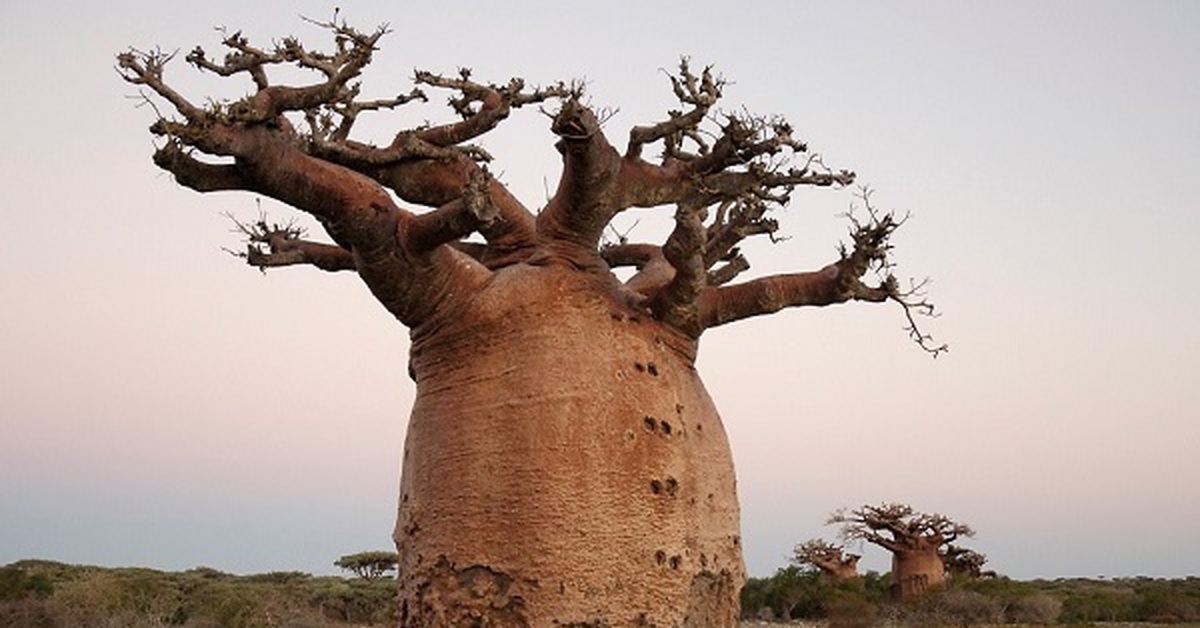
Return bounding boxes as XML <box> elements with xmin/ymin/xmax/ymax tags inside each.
<box><xmin>1008</xmin><ymin>591</ymin><xmax>1063</xmax><ymax>624</ymax></box>
<box><xmin>825</xmin><ymin>589</ymin><xmax>878</xmax><ymax>628</ymax></box>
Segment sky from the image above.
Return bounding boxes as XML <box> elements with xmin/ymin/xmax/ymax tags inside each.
<box><xmin>1</xmin><ymin>0</ymin><xmax>1197</xmax><ymax>581</ymax></box>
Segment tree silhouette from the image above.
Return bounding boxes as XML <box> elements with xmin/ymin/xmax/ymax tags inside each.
<box><xmin>335</xmin><ymin>551</ymin><xmax>400</xmax><ymax>580</ymax></box>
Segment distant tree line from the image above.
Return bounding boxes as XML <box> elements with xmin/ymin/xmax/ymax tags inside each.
<box><xmin>0</xmin><ymin>557</ymin><xmax>397</xmax><ymax>628</ymax></box>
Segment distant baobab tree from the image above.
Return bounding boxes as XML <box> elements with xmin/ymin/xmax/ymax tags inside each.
<box><xmin>791</xmin><ymin>538</ymin><xmax>861</xmax><ymax>582</ymax></box>
<box><xmin>118</xmin><ymin>15</ymin><xmax>942</xmax><ymax>626</ymax></box>
<box><xmin>942</xmin><ymin>544</ymin><xmax>992</xmax><ymax>580</ymax></box>
<box><xmin>830</xmin><ymin>503</ymin><xmax>972</xmax><ymax>599</ymax></box>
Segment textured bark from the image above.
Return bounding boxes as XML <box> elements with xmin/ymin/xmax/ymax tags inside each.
<box><xmin>120</xmin><ymin>22</ymin><xmax>942</xmax><ymax>627</ymax></box>
<box><xmin>396</xmin><ymin>264</ymin><xmax>741</xmax><ymax>626</ymax></box>
<box><xmin>890</xmin><ymin>543</ymin><xmax>944</xmax><ymax>599</ymax></box>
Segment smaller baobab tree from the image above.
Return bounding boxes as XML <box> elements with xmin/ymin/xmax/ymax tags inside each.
<box><xmin>942</xmin><ymin>544</ymin><xmax>991</xmax><ymax>580</ymax></box>
<box><xmin>830</xmin><ymin>503</ymin><xmax>973</xmax><ymax>599</ymax></box>
<box><xmin>791</xmin><ymin>538</ymin><xmax>860</xmax><ymax>582</ymax></box>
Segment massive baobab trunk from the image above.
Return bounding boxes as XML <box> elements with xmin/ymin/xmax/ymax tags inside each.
<box><xmin>889</xmin><ymin>540</ymin><xmax>945</xmax><ymax>599</ymax></box>
<box><xmin>119</xmin><ymin>18</ymin><xmax>941</xmax><ymax>626</ymax></box>
<box><xmin>830</xmin><ymin>503</ymin><xmax>973</xmax><ymax>601</ymax></box>
<box><xmin>397</xmin><ymin>264</ymin><xmax>743</xmax><ymax>623</ymax></box>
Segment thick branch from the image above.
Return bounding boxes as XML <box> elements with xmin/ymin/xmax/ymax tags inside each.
<box><xmin>698</xmin><ymin>263</ymin><xmax>888</xmax><ymax>330</ymax></box>
<box><xmin>599</xmin><ymin>243</ymin><xmax>673</xmax><ymax>298</ymax></box>
<box><xmin>650</xmin><ymin>203</ymin><xmax>708</xmax><ymax>334</ymax></box>
<box><xmin>402</xmin><ymin>170</ymin><xmax>498</xmax><ymax>256</ymax></box>
<box><xmin>706</xmin><ymin>255</ymin><xmax>750</xmax><ymax>287</ymax></box>
<box><xmin>307</xmin><ymin>150</ymin><xmax>539</xmax><ymax>262</ymax></box>
<box><xmin>536</xmin><ymin>98</ymin><xmax>625</xmax><ymax>256</ymax></box>
<box><xmin>153</xmin><ymin>141</ymin><xmax>249</xmax><ymax>192</ymax></box>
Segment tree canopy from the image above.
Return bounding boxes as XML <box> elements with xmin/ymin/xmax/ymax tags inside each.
<box><xmin>334</xmin><ymin>551</ymin><xmax>399</xmax><ymax>580</ymax></box>
<box><xmin>116</xmin><ymin>16</ymin><xmax>943</xmax><ymax>352</ymax></box>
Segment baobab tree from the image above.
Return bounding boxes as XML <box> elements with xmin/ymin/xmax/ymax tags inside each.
<box><xmin>118</xmin><ymin>17</ymin><xmax>942</xmax><ymax>626</ymax></box>
<box><xmin>830</xmin><ymin>503</ymin><xmax>972</xmax><ymax>600</ymax></box>
<box><xmin>791</xmin><ymin>539</ymin><xmax>861</xmax><ymax>582</ymax></box>
<box><xmin>942</xmin><ymin>544</ymin><xmax>991</xmax><ymax>580</ymax></box>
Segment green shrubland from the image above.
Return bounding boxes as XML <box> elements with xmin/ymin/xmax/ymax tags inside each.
<box><xmin>0</xmin><ymin>560</ymin><xmax>395</xmax><ymax>628</ymax></box>
<box><xmin>5</xmin><ymin>558</ymin><xmax>1199</xmax><ymax>627</ymax></box>
<box><xmin>741</xmin><ymin>566</ymin><xmax>1200</xmax><ymax>626</ymax></box>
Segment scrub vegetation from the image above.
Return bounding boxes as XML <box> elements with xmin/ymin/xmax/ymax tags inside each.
<box><xmin>0</xmin><ymin>559</ymin><xmax>395</xmax><ymax>627</ymax></box>
<box><xmin>741</xmin><ymin>568</ymin><xmax>1200</xmax><ymax>626</ymax></box>
<box><xmin>4</xmin><ymin>559</ymin><xmax>1199</xmax><ymax>627</ymax></box>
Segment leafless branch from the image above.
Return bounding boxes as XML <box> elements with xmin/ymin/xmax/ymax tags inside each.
<box><xmin>224</xmin><ymin>210</ymin><xmax>355</xmax><ymax>272</ymax></box>
<box><xmin>626</xmin><ymin>58</ymin><xmax>723</xmax><ymax>160</ymax></box>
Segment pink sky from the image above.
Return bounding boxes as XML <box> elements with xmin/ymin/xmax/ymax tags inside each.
<box><xmin>2</xmin><ymin>0</ymin><xmax>1198</xmax><ymax>579</ymax></box>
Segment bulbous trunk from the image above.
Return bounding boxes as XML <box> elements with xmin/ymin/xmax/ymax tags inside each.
<box><xmin>890</xmin><ymin>546</ymin><xmax>944</xmax><ymax>600</ymax></box>
<box><xmin>394</xmin><ymin>263</ymin><xmax>744</xmax><ymax>626</ymax></box>
<box><xmin>821</xmin><ymin>558</ymin><xmax>860</xmax><ymax>583</ymax></box>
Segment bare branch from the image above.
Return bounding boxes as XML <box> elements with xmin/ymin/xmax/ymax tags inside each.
<box><xmin>413</xmin><ymin>68</ymin><xmax>571</xmax><ymax>149</ymax></box>
<box><xmin>840</xmin><ymin>189</ymin><xmax>947</xmax><ymax>356</ymax></box>
<box><xmin>830</xmin><ymin>503</ymin><xmax>974</xmax><ymax>554</ymax></box>
<box><xmin>626</xmin><ymin>58</ymin><xmax>722</xmax><ymax>160</ymax></box>
<box><xmin>123</xmin><ymin>18</ymin><xmax>943</xmax><ymax>351</ymax></box>
<box><xmin>225</xmin><ymin>212</ymin><xmax>356</xmax><ymax>272</ymax></box>
<box><xmin>117</xmin><ymin>48</ymin><xmax>205</xmax><ymax>122</ymax></box>
<box><xmin>180</xmin><ymin>21</ymin><xmax>390</xmax><ymax>127</ymax></box>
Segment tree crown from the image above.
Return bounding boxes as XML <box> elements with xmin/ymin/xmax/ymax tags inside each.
<box><xmin>829</xmin><ymin>502</ymin><xmax>974</xmax><ymax>553</ymax></box>
<box><xmin>334</xmin><ymin>551</ymin><xmax>399</xmax><ymax>580</ymax></box>
<box><xmin>117</xmin><ymin>16</ymin><xmax>943</xmax><ymax>352</ymax></box>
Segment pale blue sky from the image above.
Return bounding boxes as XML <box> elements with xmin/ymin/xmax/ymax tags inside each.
<box><xmin>1</xmin><ymin>1</ymin><xmax>1197</xmax><ymax>580</ymax></box>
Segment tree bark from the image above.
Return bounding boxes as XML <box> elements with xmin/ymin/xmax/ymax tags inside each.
<box><xmin>890</xmin><ymin>545</ymin><xmax>945</xmax><ymax>600</ymax></box>
<box><xmin>396</xmin><ymin>263</ymin><xmax>742</xmax><ymax>626</ymax></box>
